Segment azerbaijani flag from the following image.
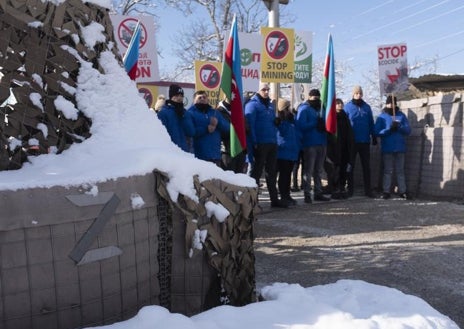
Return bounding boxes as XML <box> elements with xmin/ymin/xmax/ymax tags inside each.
<box><xmin>123</xmin><ymin>21</ymin><xmax>141</xmax><ymax>80</ymax></box>
<box><xmin>219</xmin><ymin>15</ymin><xmax>246</xmax><ymax>157</ymax></box>
<box><xmin>320</xmin><ymin>33</ymin><xmax>337</xmax><ymax>134</ymax></box>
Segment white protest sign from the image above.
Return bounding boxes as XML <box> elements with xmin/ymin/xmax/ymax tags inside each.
<box><xmin>238</xmin><ymin>32</ymin><xmax>262</xmax><ymax>92</ymax></box>
<box><xmin>378</xmin><ymin>43</ymin><xmax>408</xmax><ymax>96</ymax></box>
<box><xmin>111</xmin><ymin>14</ymin><xmax>160</xmax><ymax>83</ymax></box>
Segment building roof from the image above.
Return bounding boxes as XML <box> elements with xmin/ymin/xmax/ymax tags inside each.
<box><xmin>409</xmin><ymin>74</ymin><xmax>464</xmax><ymax>93</ymax></box>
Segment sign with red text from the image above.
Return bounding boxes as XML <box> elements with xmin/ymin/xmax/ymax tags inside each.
<box><xmin>111</xmin><ymin>14</ymin><xmax>160</xmax><ymax>83</ymax></box>
<box><xmin>378</xmin><ymin>43</ymin><xmax>408</xmax><ymax>96</ymax></box>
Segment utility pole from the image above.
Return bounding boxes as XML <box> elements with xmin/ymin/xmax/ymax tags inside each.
<box><xmin>262</xmin><ymin>0</ymin><xmax>288</xmax><ymax>102</ymax></box>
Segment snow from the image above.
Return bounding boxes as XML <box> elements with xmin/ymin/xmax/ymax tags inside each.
<box><xmin>0</xmin><ymin>3</ymin><xmax>459</xmax><ymax>328</ymax></box>
<box><xmin>86</xmin><ymin>280</ymin><xmax>458</xmax><ymax>329</ymax></box>
<box><xmin>0</xmin><ymin>46</ymin><xmax>255</xmax><ymax>201</ymax></box>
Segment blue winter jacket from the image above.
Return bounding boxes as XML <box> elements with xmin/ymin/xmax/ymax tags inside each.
<box><xmin>157</xmin><ymin>102</ymin><xmax>195</xmax><ymax>152</ymax></box>
<box><xmin>277</xmin><ymin>118</ymin><xmax>301</xmax><ymax>161</ymax></box>
<box><xmin>188</xmin><ymin>104</ymin><xmax>230</xmax><ymax>161</ymax></box>
<box><xmin>344</xmin><ymin>99</ymin><xmax>375</xmax><ymax>143</ymax></box>
<box><xmin>245</xmin><ymin>94</ymin><xmax>277</xmax><ymax>146</ymax></box>
<box><xmin>374</xmin><ymin>108</ymin><xmax>411</xmax><ymax>153</ymax></box>
<box><xmin>295</xmin><ymin>101</ymin><xmax>327</xmax><ymax>147</ymax></box>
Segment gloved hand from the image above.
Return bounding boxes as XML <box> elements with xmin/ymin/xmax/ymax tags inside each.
<box><xmin>316</xmin><ymin>118</ymin><xmax>325</xmax><ymax>132</ymax></box>
<box><xmin>371</xmin><ymin>136</ymin><xmax>378</xmax><ymax>146</ymax></box>
<box><xmin>274</xmin><ymin>117</ymin><xmax>282</xmax><ymax>126</ymax></box>
<box><xmin>390</xmin><ymin>121</ymin><xmax>400</xmax><ymax>132</ymax></box>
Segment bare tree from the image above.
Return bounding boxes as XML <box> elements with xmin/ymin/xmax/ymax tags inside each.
<box><xmin>162</xmin><ymin>0</ymin><xmax>294</xmax><ymax>81</ymax></box>
<box><xmin>361</xmin><ymin>57</ymin><xmax>438</xmax><ymax>115</ymax></box>
<box><xmin>112</xmin><ymin>0</ymin><xmax>161</xmax><ymax>16</ymax></box>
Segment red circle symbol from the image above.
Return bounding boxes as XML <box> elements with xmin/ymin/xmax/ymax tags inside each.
<box><xmin>199</xmin><ymin>64</ymin><xmax>220</xmax><ymax>89</ymax></box>
<box><xmin>118</xmin><ymin>18</ymin><xmax>147</xmax><ymax>49</ymax></box>
<box><xmin>265</xmin><ymin>30</ymin><xmax>289</xmax><ymax>60</ymax></box>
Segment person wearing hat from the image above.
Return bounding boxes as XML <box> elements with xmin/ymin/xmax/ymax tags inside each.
<box><xmin>188</xmin><ymin>90</ymin><xmax>229</xmax><ymax>166</ymax></box>
<box><xmin>157</xmin><ymin>84</ymin><xmax>195</xmax><ymax>152</ymax></box>
<box><xmin>275</xmin><ymin>98</ymin><xmax>301</xmax><ymax>206</ymax></box>
<box><xmin>295</xmin><ymin>88</ymin><xmax>331</xmax><ymax>203</ymax></box>
<box><xmin>245</xmin><ymin>82</ymin><xmax>288</xmax><ymax>208</ymax></box>
<box><xmin>374</xmin><ymin>95</ymin><xmax>411</xmax><ymax>199</ymax></box>
<box><xmin>344</xmin><ymin>85</ymin><xmax>376</xmax><ymax>198</ymax></box>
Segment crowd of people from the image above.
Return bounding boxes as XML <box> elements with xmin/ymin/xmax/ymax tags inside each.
<box><xmin>157</xmin><ymin>83</ymin><xmax>411</xmax><ymax>208</ymax></box>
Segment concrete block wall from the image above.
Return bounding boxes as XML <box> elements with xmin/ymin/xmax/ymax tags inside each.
<box><xmin>0</xmin><ymin>174</ymin><xmax>160</xmax><ymax>329</ymax></box>
<box><xmin>366</xmin><ymin>93</ymin><xmax>464</xmax><ymax>200</ymax></box>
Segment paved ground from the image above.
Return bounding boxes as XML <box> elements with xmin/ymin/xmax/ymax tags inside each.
<box><xmin>253</xmin><ymin>188</ymin><xmax>464</xmax><ymax>328</ymax></box>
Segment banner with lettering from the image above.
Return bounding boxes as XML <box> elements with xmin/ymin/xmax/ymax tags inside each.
<box><xmin>294</xmin><ymin>30</ymin><xmax>312</xmax><ymax>83</ymax></box>
<box><xmin>378</xmin><ymin>43</ymin><xmax>408</xmax><ymax>96</ymax></box>
<box><xmin>238</xmin><ymin>32</ymin><xmax>262</xmax><ymax>92</ymax></box>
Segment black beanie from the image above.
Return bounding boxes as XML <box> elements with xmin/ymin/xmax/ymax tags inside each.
<box><xmin>169</xmin><ymin>84</ymin><xmax>184</xmax><ymax>99</ymax></box>
<box><xmin>309</xmin><ymin>89</ymin><xmax>321</xmax><ymax>97</ymax></box>
<box><xmin>386</xmin><ymin>95</ymin><xmax>397</xmax><ymax>105</ymax></box>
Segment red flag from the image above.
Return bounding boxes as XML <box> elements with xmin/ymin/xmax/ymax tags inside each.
<box><xmin>321</xmin><ymin>34</ymin><xmax>337</xmax><ymax>134</ymax></box>
<box><xmin>219</xmin><ymin>16</ymin><xmax>246</xmax><ymax>157</ymax></box>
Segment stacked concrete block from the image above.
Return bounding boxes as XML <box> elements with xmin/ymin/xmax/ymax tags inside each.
<box><xmin>0</xmin><ymin>173</ymin><xmax>160</xmax><ymax>328</ymax></box>
<box><xmin>372</xmin><ymin>93</ymin><xmax>464</xmax><ymax>199</ymax></box>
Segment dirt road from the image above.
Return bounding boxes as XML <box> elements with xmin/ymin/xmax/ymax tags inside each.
<box><xmin>253</xmin><ymin>193</ymin><xmax>464</xmax><ymax>328</ymax></box>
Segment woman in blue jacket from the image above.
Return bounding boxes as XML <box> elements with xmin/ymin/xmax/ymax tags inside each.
<box><xmin>276</xmin><ymin>98</ymin><xmax>301</xmax><ymax>206</ymax></box>
<box><xmin>374</xmin><ymin>95</ymin><xmax>411</xmax><ymax>199</ymax></box>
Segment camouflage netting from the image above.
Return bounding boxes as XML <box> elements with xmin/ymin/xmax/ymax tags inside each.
<box><xmin>0</xmin><ymin>0</ymin><xmax>120</xmax><ymax>170</ymax></box>
<box><xmin>155</xmin><ymin>170</ymin><xmax>260</xmax><ymax>309</ymax></box>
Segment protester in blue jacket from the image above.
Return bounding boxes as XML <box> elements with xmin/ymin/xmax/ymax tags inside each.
<box><xmin>157</xmin><ymin>84</ymin><xmax>195</xmax><ymax>152</ymax></box>
<box><xmin>245</xmin><ymin>82</ymin><xmax>287</xmax><ymax>208</ymax></box>
<box><xmin>189</xmin><ymin>90</ymin><xmax>229</xmax><ymax>166</ymax></box>
<box><xmin>374</xmin><ymin>95</ymin><xmax>411</xmax><ymax>199</ymax></box>
<box><xmin>276</xmin><ymin>98</ymin><xmax>301</xmax><ymax>206</ymax></box>
<box><xmin>344</xmin><ymin>85</ymin><xmax>377</xmax><ymax>198</ymax></box>
<box><xmin>296</xmin><ymin>89</ymin><xmax>330</xmax><ymax>203</ymax></box>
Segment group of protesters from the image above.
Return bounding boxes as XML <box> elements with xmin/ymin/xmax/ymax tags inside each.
<box><xmin>157</xmin><ymin>82</ymin><xmax>411</xmax><ymax>208</ymax></box>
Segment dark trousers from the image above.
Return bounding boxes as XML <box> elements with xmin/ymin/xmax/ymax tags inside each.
<box><xmin>325</xmin><ymin>158</ymin><xmax>350</xmax><ymax>193</ymax></box>
<box><xmin>338</xmin><ymin>160</ymin><xmax>349</xmax><ymax>192</ymax></box>
<box><xmin>347</xmin><ymin>142</ymin><xmax>371</xmax><ymax>195</ymax></box>
<box><xmin>324</xmin><ymin>159</ymin><xmax>338</xmax><ymax>193</ymax></box>
<box><xmin>250</xmin><ymin>143</ymin><xmax>278</xmax><ymax>202</ymax></box>
<box><xmin>292</xmin><ymin>151</ymin><xmax>304</xmax><ymax>189</ymax></box>
<box><xmin>277</xmin><ymin>159</ymin><xmax>295</xmax><ymax>199</ymax></box>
